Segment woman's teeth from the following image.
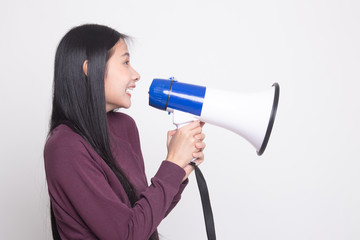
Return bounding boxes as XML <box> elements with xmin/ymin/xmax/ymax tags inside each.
<box><xmin>126</xmin><ymin>88</ymin><xmax>133</xmax><ymax>94</ymax></box>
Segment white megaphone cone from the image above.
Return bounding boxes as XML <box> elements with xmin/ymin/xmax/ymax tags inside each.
<box><xmin>148</xmin><ymin>77</ymin><xmax>280</xmax><ymax>155</ymax></box>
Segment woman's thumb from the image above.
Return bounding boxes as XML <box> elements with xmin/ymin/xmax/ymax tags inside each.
<box><xmin>168</xmin><ymin>129</ymin><xmax>177</xmax><ymax>137</ymax></box>
<box><xmin>167</xmin><ymin>129</ymin><xmax>177</xmax><ymax>146</ymax></box>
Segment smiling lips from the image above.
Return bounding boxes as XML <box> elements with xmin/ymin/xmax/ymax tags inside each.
<box><xmin>126</xmin><ymin>86</ymin><xmax>135</xmax><ymax>96</ymax></box>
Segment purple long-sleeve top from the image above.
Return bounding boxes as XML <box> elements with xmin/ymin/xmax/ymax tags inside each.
<box><xmin>44</xmin><ymin>112</ymin><xmax>188</xmax><ymax>239</ymax></box>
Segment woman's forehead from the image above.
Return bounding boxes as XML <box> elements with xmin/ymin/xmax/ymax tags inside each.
<box><xmin>113</xmin><ymin>39</ymin><xmax>129</xmax><ymax>55</ymax></box>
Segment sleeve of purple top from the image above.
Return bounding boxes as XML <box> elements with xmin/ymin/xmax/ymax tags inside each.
<box><xmin>164</xmin><ymin>178</ymin><xmax>188</xmax><ymax>217</ymax></box>
<box><xmin>45</xmin><ymin>139</ymin><xmax>186</xmax><ymax>240</ymax></box>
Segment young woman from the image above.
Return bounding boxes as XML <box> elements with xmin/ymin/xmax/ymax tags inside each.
<box><xmin>44</xmin><ymin>24</ymin><xmax>206</xmax><ymax>240</ymax></box>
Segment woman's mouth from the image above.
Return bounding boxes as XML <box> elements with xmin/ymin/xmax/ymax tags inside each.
<box><xmin>126</xmin><ymin>87</ymin><xmax>134</xmax><ymax>96</ymax></box>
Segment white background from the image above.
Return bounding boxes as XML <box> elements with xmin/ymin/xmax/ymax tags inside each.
<box><xmin>1</xmin><ymin>0</ymin><xmax>359</xmax><ymax>239</ymax></box>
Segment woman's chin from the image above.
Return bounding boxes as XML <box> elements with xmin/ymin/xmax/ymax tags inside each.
<box><xmin>122</xmin><ymin>102</ymin><xmax>132</xmax><ymax>109</ymax></box>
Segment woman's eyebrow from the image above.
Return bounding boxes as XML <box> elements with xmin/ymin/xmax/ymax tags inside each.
<box><xmin>121</xmin><ymin>52</ymin><xmax>130</xmax><ymax>58</ymax></box>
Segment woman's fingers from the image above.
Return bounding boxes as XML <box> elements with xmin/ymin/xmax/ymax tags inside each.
<box><xmin>193</xmin><ymin>158</ymin><xmax>204</xmax><ymax>165</ymax></box>
<box><xmin>166</xmin><ymin>120</ymin><xmax>206</xmax><ymax>169</ymax></box>
<box><xmin>195</xmin><ymin>141</ymin><xmax>206</xmax><ymax>150</ymax></box>
<box><xmin>192</xmin><ymin>151</ymin><xmax>204</xmax><ymax>159</ymax></box>
<box><xmin>195</xmin><ymin>133</ymin><xmax>206</xmax><ymax>141</ymax></box>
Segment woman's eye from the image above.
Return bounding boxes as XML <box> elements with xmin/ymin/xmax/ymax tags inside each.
<box><xmin>124</xmin><ymin>60</ymin><xmax>130</xmax><ymax>65</ymax></box>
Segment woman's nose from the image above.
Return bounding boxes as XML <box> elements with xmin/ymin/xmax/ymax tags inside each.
<box><xmin>132</xmin><ymin>68</ymin><xmax>140</xmax><ymax>82</ymax></box>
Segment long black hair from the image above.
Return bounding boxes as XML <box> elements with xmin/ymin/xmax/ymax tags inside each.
<box><xmin>48</xmin><ymin>24</ymin><xmax>158</xmax><ymax>240</ymax></box>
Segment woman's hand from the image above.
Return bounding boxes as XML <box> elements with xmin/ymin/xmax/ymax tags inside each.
<box><xmin>166</xmin><ymin>121</ymin><xmax>206</xmax><ymax>181</ymax></box>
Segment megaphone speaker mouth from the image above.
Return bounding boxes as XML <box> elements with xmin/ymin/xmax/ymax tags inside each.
<box><xmin>257</xmin><ymin>82</ymin><xmax>280</xmax><ymax>156</ymax></box>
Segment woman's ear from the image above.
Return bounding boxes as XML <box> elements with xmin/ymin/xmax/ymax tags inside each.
<box><xmin>83</xmin><ymin>60</ymin><xmax>88</xmax><ymax>76</ymax></box>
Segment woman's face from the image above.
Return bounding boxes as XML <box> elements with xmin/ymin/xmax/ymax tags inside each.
<box><xmin>104</xmin><ymin>39</ymin><xmax>140</xmax><ymax>111</ymax></box>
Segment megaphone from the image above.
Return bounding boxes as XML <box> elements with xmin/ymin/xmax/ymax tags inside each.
<box><xmin>148</xmin><ymin>77</ymin><xmax>280</xmax><ymax>155</ymax></box>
